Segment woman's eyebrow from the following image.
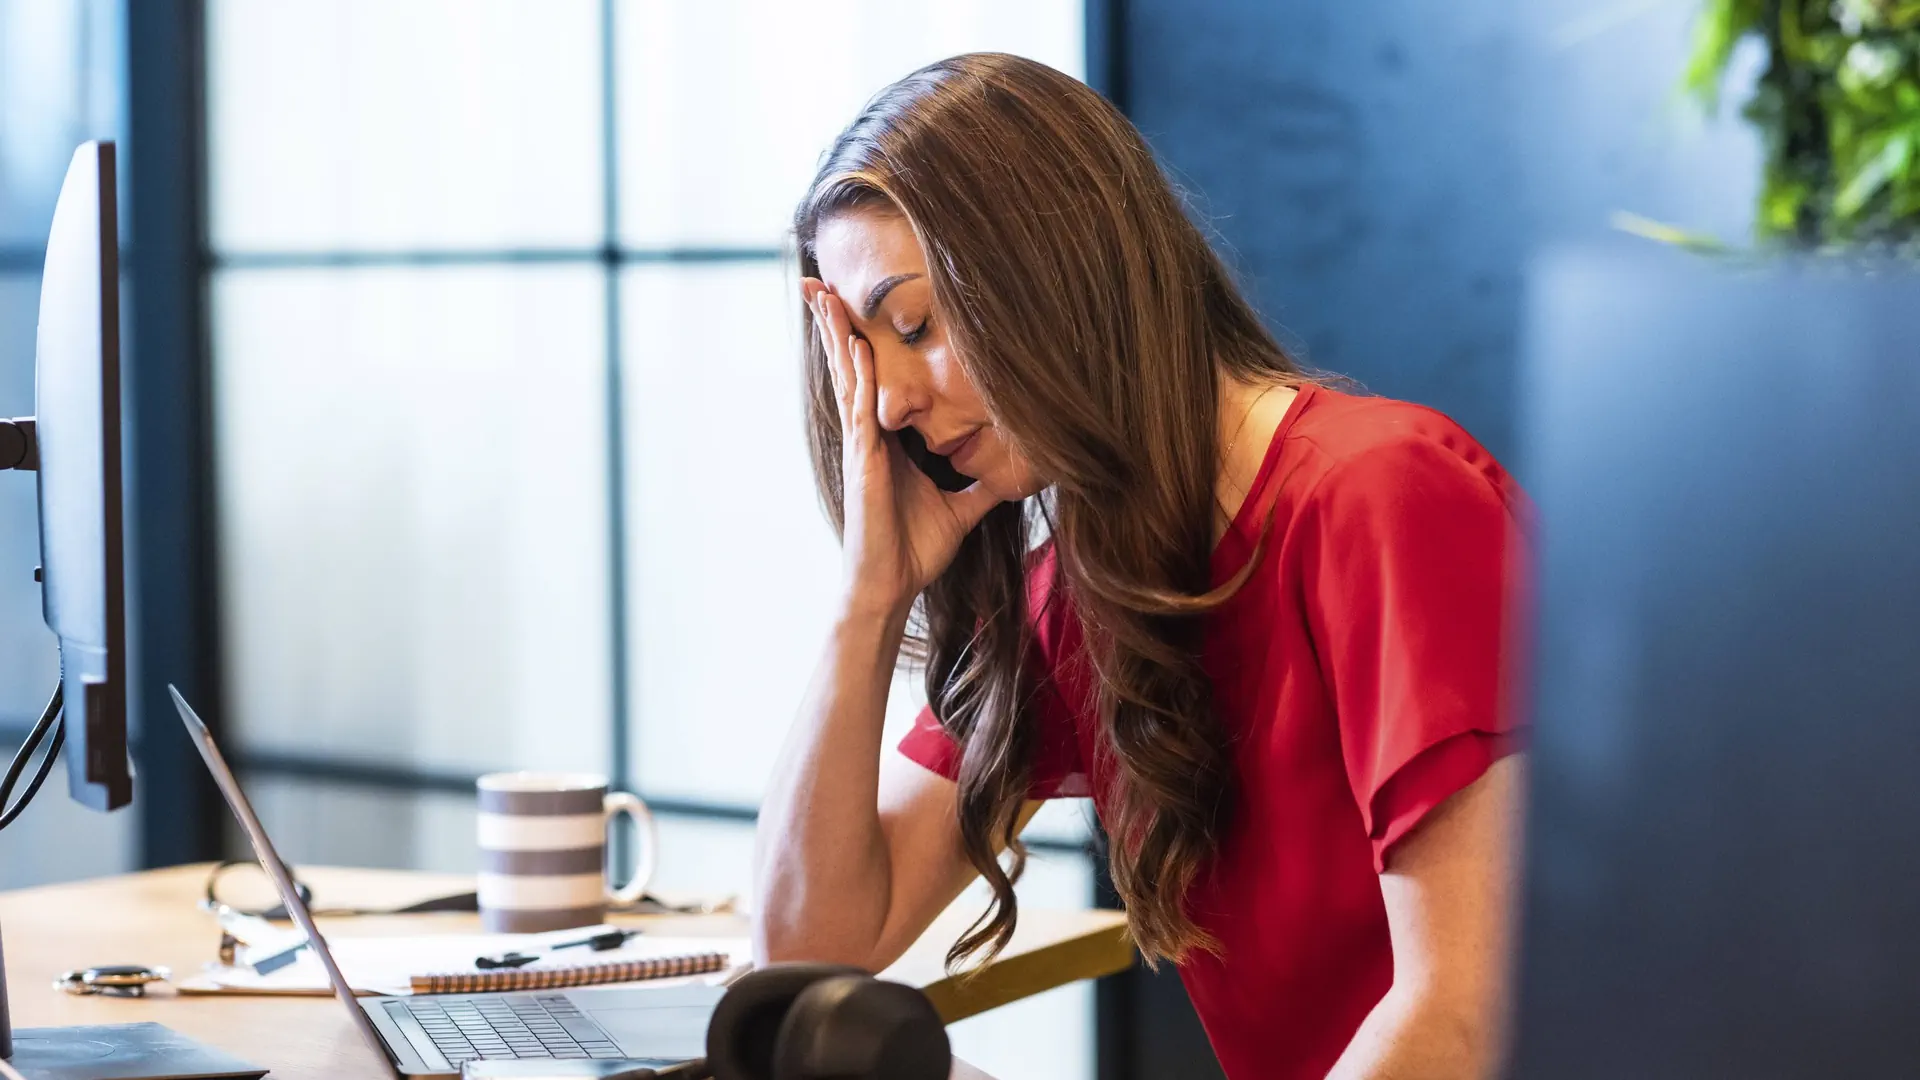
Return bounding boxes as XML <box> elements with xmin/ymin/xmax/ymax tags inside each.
<box><xmin>860</xmin><ymin>273</ymin><xmax>923</xmax><ymax>319</ymax></box>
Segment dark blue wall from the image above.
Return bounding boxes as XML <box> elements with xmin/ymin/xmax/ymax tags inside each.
<box><xmin>1125</xmin><ymin>0</ymin><xmax>1760</xmax><ymax>466</ymax></box>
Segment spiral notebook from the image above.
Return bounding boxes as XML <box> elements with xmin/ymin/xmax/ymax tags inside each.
<box><xmin>180</xmin><ymin>926</ymin><xmax>749</xmax><ymax>998</ymax></box>
<box><xmin>408</xmin><ymin>946</ymin><xmax>732</xmax><ymax>994</ymax></box>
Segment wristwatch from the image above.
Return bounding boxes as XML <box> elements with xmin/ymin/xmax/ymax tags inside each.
<box><xmin>55</xmin><ymin>964</ymin><xmax>171</xmax><ymax>997</ymax></box>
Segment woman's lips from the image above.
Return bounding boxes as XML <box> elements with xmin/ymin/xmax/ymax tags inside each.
<box><xmin>927</xmin><ymin>427</ymin><xmax>979</xmax><ymax>456</ymax></box>
<box><xmin>947</xmin><ymin>429</ymin><xmax>983</xmax><ymax>473</ymax></box>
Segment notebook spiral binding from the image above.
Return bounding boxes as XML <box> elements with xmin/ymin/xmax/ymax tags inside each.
<box><xmin>410</xmin><ymin>950</ymin><xmax>731</xmax><ymax>995</ymax></box>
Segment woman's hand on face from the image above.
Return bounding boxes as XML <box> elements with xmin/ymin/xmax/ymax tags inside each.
<box><xmin>805</xmin><ymin>280</ymin><xmax>1002</xmax><ymax>619</ymax></box>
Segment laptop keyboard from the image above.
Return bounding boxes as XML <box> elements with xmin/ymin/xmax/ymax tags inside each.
<box><xmin>404</xmin><ymin>993</ymin><xmax>627</xmax><ymax>1064</ymax></box>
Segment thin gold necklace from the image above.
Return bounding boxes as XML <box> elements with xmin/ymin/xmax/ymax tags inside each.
<box><xmin>1217</xmin><ymin>384</ymin><xmax>1281</xmax><ymax>524</ymax></box>
<box><xmin>1222</xmin><ymin>383</ymin><xmax>1279</xmax><ymax>463</ymax></box>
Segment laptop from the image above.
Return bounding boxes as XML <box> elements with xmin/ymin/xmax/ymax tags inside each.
<box><xmin>171</xmin><ymin>685</ymin><xmax>724</xmax><ymax>1078</ymax></box>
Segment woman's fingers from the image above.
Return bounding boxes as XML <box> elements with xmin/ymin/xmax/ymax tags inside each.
<box><xmin>812</xmin><ymin>293</ymin><xmax>853</xmax><ymax>428</ymax></box>
<box><xmin>941</xmin><ymin>480</ymin><xmax>1004</xmax><ymax>532</ymax></box>
<box><xmin>818</xmin><ymin>293</ymin><xmax>873</xmax><ymax>443</ymax></box>
<box><xmin>810</xmin><ymin>290</ymin><xmax>891</xmax><ymax>495</ymax></box>
<box><xmin>817</xmin><ymin>294</ymin><xmax>850</xmax><ymax>393</ymax></box>
<box><xmin>848</xmin><ymin>334</ymin><xmax>878</xmax><ymax>444</ymax></box>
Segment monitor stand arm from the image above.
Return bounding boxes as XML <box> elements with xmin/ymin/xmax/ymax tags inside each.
<box><xmin>0</xmin><ymin>417</ymin><xmax>34</xmax><ymax>472</ymax></box>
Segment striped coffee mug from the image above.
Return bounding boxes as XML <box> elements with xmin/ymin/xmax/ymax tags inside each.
<box><xmin>476</xmin><ymin>772</ymin><xmax>659</xmax><ymax>933</ymax></box>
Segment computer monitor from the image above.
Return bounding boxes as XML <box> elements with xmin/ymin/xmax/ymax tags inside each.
<box><xmin>1512</xmin><ymin>250</ymin><xmax>1920</xmax><ymax>1077</ymax></box>
<box><xmin>0</xmin><ymin>140</ymin><xmax>132</xmax><ymax>812</ymax></box>
<box><xmin>0</xmin><ymin>140</ymin><xmax>253</xmax><ymax>1077</ymax></box>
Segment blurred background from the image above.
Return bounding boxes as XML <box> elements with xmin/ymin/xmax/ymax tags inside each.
<box><xmin>0</xmin><ymin>0</ymin><xmax>1772</xmax><ymax>1076</ymax></box>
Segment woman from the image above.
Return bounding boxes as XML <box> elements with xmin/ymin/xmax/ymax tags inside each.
<box><xmin>754</xmin><ymin>53</ymin><xmax>1527</xmax><ymax>1080</ymax></box>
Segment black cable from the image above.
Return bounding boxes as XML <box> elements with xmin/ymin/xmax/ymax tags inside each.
<box><xmin>0</xmin><ymin>684</ymin><xmax>61</xmax><ymax>802</ymax></box>
<box><xmin>205</xmin><ymin>858</ymin><xmax>703</xmax><ymax>920</ymax></box>
<box><xmin>0</xmin><ymin>715</ymin><xmax>63</xmax><ymax>831</ymax></box>
<box><xmin>203</xmin><ymin>859</ymin><xmax>479</xmax><ymax>918</ymax></box>
<box><xmin>0</xmin><ymin>683</ymin><xmax>63</xmax><ymax>833</ymax></box>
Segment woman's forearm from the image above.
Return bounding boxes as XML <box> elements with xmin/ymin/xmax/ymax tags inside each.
<box><xmin>753</xmin><ymin>594</ymin><xmax>912</xmax><ymax>966</ymax></box>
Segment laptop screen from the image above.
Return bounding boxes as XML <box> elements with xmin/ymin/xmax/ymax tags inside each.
<box><xmin>171</xmin><ymin>685</ymin><xmax>403</xmax><ymax>1080</ymax></box>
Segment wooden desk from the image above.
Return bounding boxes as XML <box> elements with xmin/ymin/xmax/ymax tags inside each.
<box><xmin>0</xmin><ymin>864</ymin><xmax>1132</xmax><ymax>1079</ymax></box>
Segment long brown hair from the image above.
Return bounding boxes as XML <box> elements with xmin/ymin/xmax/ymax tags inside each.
<box><xmin>794</xmin><ymin>53</ymin><xmax>1305</xmax><ymax>966</ymax></box>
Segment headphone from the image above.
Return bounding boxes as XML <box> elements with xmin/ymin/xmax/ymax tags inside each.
<box><xmin>678</xmin><ymin>962</ymin><xmax>951</xmax><ymax>1080</ymax></box>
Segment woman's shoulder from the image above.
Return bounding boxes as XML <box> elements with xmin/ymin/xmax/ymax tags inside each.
<box><xmin>1282</xmin><ymin>386</ymin><xmax>1522</xmax><ymax>514</ymax></box>
<box><xmin>1288</xmin><ymin>385</ymin><xmax>1498</xmax><ymax>469</ymax></box>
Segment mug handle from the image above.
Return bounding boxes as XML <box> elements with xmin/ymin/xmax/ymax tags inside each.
<box><xmin>603</xmin><ymin>791</ymin><xmax>659</xmax><ymax>907</ymax></box>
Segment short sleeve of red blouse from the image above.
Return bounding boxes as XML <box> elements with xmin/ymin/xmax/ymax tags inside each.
<box><xmin>895</xmin><ymin>649</ymin><xmax>1091</xmax><ymax>798</ymax></box>
<box><xmin>897</xmin><ymin>550</ymin><xmax>1092</xmax><ymax>799</ymax></box>
<box><xmin>1300</xmin><ymin>434</ymin><xmax>1529</xmax><ymax>871</ymax></box>
<box><xmin>895</xmin><ymin>706</ymin><xmax>962</xmax><ymax>782</ymax></box>
<box><xmin>895</xmin><ymin>575</ymin><xmax>1092</xmax><ymax>801</ymax></box>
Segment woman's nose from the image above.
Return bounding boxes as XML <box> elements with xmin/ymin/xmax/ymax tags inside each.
<box><xmin>874</xmin><ymin>372</ymin><xmax>922</xmax><ymax>432</ymax></box>
<box><xmin>875</xmin><ymin>385</ymin><xmax>912</xmax><ymax>431</ymax></box>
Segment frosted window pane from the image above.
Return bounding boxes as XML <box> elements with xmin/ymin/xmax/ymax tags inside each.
<box><xmin>212</xmin><ymin>266</ymin><xmax>612</xmax><ymax>775</ymax></box>
<box><xmin>1024</xmin><ymin>798</ymin><xmax>1095</xmax><ymax>844</ymax></box>
<box><xmin>0</xmin><ymin>737</ymin><xmax>137</xmax><ymax>888</ymax></box>
<box><xmin>0</xmin><ymin>0</ymin><xmax>123</xmax><ymax>245</ymax></box>
<box><xmin>616</xmin><ymin>0</ymin><xmax>1085</xmax><ymax>247</ymax></box>
<box><xmin>0</xmin><ymin>277</ymin><xmax>59</xmax><ymax>721</ymax></box>
<box><xmin>206</xmin><ymin>0</ymin><xmax>602</xmax><ymax>252</ymax></box>
<box><xmin>621</xmin><ymin>261</ymin><xmax>839</xmax><ymax>803</ymax></box>
<box><xmin>651</xmin><ymin>816</ymin><xmax>758</xmax><ymax>903</ymax></box>
<box><xmin>236</xmin><ymin>776</ymin><xmax>477</xmax><ymax>875</ymax></box>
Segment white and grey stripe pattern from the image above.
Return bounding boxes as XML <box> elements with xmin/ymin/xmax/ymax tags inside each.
<box><xmin>476</xmin><ymin>781</ymin><xmax>610</xmax><ymax>933</ymax></box>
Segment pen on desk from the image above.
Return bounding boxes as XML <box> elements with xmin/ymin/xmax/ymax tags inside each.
<box><xmin>474</xmin><ymin>927</ymin><xmax>642</xmax><ymax>969</ymax></box>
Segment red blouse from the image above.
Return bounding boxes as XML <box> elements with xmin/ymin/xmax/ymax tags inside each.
<box><xmin>898</xmin><ymin>385</ymin><xmax>1530</xmax><ymax>1079</ymax></box>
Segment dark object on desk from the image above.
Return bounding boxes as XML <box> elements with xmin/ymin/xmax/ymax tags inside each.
<box><xmin>53</xmin><ymin>965</ymin><xmax>171</xmax><ymax>998</ymax></box>
<box><xmin>5</xmin><ymin>1022</ymin><xmax>264</xmax><ymax>1080</ymax></box>
<box><xmin>1513</xmin><ymin>251</ymin><xmax>1920</xmax><ymax>1078</ymax></box>
<box><xmin>475</xmin><ymin>952</ymin><xmax>541</xmax><ymax>971</ymax></box>
<box><xmin>698</xmin><ymin>963</ymin><xmax>950</xmax><ymax>1080</ymax></box>
<box><xmin>478</xmin><ymin>929</ymin><xmax>643</xmax><ymax>970</ymax></box>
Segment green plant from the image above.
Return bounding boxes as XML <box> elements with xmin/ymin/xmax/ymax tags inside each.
<box><xmin>1687</xmin><ymin>0</ymin><xmax>1920</xmax><ymax>251</ymax></box>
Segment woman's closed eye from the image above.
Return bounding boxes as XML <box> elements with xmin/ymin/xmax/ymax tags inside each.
<box><xmin>898</xmin><ymin>317</ymin><xmax>931</xmax><ymax>346</ymax></box>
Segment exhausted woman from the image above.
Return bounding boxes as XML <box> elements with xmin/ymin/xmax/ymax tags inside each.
<box><xmin>754</xmin><ymin>53</ymin><xmax>1528</xmax><ymax>1080</ymax></box>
